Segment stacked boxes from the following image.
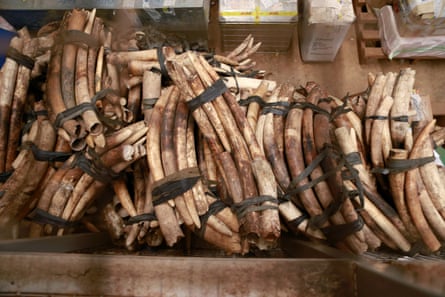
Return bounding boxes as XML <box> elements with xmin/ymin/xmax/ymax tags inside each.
<box><xmin>219</xmin><ymin>0</ymin><xmax>298</xmax><ymax>52</ymax></box>
<box><xmin>299</xmin><ymin>0</ymin><xmax>355</xmax><ymax>62</ymax></box>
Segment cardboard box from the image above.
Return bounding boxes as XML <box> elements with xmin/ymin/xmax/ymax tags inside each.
<box><xmin>219</xmin><ymin>0</ymin><xmax>298</xmax><ymax>23</ymax></box>
<box><xmin>299</xmin><ymin>0</ymin><xmax>355</xmax><ymax>62</ymax></box>
<box><xmin>378</xmin><ymin>5</ymin><xmax>445</xmax><ymax>59</ymax></box>
<box><xmin>219</xmin><ymin>0</ymin><xmax>298</xmax><ymax>52</ymax></box>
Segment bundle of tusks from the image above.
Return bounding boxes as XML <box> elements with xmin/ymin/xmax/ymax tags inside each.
<box><xmin>1</xmin><ymin>8</ymin><xmax>445</xmax><ymax>255</ymax></box>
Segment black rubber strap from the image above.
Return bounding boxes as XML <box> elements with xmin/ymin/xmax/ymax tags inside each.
<box><xmin>197</xmin><ymin>199</ymin><xmax>227</xmax><ymax>237</ymax></box>
<box><xmin>72</xmin><ymin>151</ymin><xmax>119</xmax><ymax>183</ymax></box>
<box><xmin>22</xmin><ymin>110</ymin><xmax>49</xmax><ymax>134</ymax></box>
<box><xmin>54</xmin><ymin>102</ymin><xmax>95</xmax><ymax>128</ymax></box>
<box><xmin>320</xmin><ymin>217</ymin><xmax>364</xmax><ymax>244</ymax></box>
<box><xmin>125</xmin><ymin>213</ymin><xmax>157</xmax><ymax>225</ymax></box>
<box><xmin>6</xmin><ymin>46</ymin><xmax>35</xmax><ymax>70</ymax></box>
<box><xmin>283</xmin><ymin>148</ymin><xmax>331</xmax><ymax>201</ymax></box>
<box><xmin>287</xmin><ymin>213</ymin><xmax>309</xmax><ymax>231</ymax></box>
<box><xmin>290</xmin><ymin>101</ymin><xmax>331</xmax><ymax>117</ymax></box>
<box><xmin>186</xmin><ymin>79</ymin><xmax>227</xmax><ymax>112</ymax></box>
<box><xmin>344</xmin><ymin>152</ymin><xmax>362</xmax><ymax>165</ymax></box>
<box><xmin>372</xmin><ymin>156</ymin><xmax>435</xmax><ymax>175</ymax></box>
<box><xmin>28</xmin><ymin>208</ymin><xmax>78</xmax><ymax>227</ymax></box>
<box><xmin>142</xmin><ymin>98</ymin><xmax>158</xmax><ymax>110</ymax></box>
<box><xmin>22</xmin><ymin>142</ymin><xmax>72</xmax><ymax>163</ymax></box>
<box><xmin>365</xmin><ymin>115</ymin><xmax>389</xmax><ymax>120</ymax></box>
<box><xmin>309</xmin><ymin>197</ymin><xmax>345</xmax><ymax>229</ymax></box>
<box><xmin>238</xmin><ymin>95</ymin><xmax>264</xmax><ymax>106</ymax></box>
<box><xmin>231</xmin><ymin>195</ymin><xmax>278</xmax><ymax>219</ymax></box>
<box><xmin>330</xmin><ymin>101</ymin><xmax>352</xmax><ymax>121</ymax></box>
<box><xmin>60</xmin><ymin>29</ymin><xmax>100</xmax><ymax>48</ymax></box>
<box><xmin>365</xmin><ymin>115</ymin><xmax>409</xmax><ymax>122</ymax></box>
<box><xmin>0</xmin><ymin>171</ymin><xmax>13</xmax><ymax>182</ymax></box>
<box><xmin>152</xmin><ymin>167</ymin><xmax>201</xmax><ymax>206</ymax></box>
<box><xmin>156</xmin><ymin>47</ymin><xmax>170</xmax><ymax>80</ymax></box>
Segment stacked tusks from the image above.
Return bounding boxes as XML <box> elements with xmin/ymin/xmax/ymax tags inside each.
<box><xmin>1</xmin><ymin>8</ymin><xmax>445</xmax><ymax>256</ymax></box>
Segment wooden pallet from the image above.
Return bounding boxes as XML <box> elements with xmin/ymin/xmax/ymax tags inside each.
<box><xmin>353</xmin><ymin>0</ymin><xmax>387</xmax><ymax>63</ymax></box>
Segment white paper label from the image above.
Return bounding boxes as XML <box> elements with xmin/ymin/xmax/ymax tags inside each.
<box><xmin>143</xmin><ymin>0</ymin><xmax>151</xmax><ymax>8</ymax></box>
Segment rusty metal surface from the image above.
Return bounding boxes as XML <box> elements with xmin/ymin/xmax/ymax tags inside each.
<box><xmin>0</xmin><ymin>252</ymin><xmax>354</xmax><ymax>297</ymax></box>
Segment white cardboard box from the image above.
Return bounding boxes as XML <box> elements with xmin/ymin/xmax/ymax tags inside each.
<box><xmin>378</xmin><ymin>5</ymin><xmax>445</xmax><ymax>59</ymax></box>
<box><xmin>219</xmin><ymin>0</ymin><xmax>298</xmax><ymax>23</ymax></box>
<box><xmin>299</xmin><ymin>0</ymin><xmax>355</xmax><ymax>62</ymax></box>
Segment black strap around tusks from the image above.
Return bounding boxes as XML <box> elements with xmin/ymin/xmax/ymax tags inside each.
<box><xmin>152</xmin><ymin>167</ymin><xmax>201</xmax><ymax>206</ymax></box>
<box><xmin>261</xmin><ymin>102</ymin><xmax>291</xmax><ymax>116</ymax></box>
<box><xmin>125</xmin><ymin>213</ymin><xmax>157</xmax><ymax>225</ymax></box>
<box><xmin>72</xmin><ymin>151</ymin><xmax>120</xmax><ymax>184</ymax></box>
<box><xmin>156</xmin><ymin>47</ymin><xmax>170</xmax><ymax>81</ymax></box>
<box><xmin>21</xmin><ymin>142</ymin><xmax>72</xmax><ymax>163</ymax></box>
<box><xmin>91</xmin><ymin>88</ymin><xmax>125</xmax><ymax>129</ymax></box>
<box><xmin>365</xmin><ymin>115</ymin><xmax>409</xmax><ymax>122</ymax></box>
<box><xmin>309</xmin><ymin>197</ymin><xmax>345</xmax><ymax>230</ymax></box>
<box><xmin>197</xmin><ymin>199</ymin><xmax>227</xmax><ymax>237</ymax></box>
<box><xmin>287</xmin><ymin>213</ymin><xmax>309</xmax><ymax>231</ymax></box>
<box><xmin>28</xmin><ymin>208</ymin><xmax>79</xmax><ymax>227</ymax></box>
<box><xmin>186</xmin><ymin>79</ymin><xmax>227</xmax><ymax>112</ymax></box>
<box><xmin>142</xmin><ymin>98</ymin><xmax>159</xmax><ymax>110</ymax></box>
<box><xmin>6</xmin><ymin>46</ymin><xmax>35</xmax><ymax>70</ymax></box>
<box><xmin>60</xmin><ymin>29</ymin><xmax>100</xmax><ymax>48</ymax></box>
<box><xmin>282</xmin><ymin>148</ymin><xmax>331</xmax><ymax>202</ymax></box>
<box><xmin>372</xmin><ymin>155</ymin><xmax>435</xmax><ymax>175</ymax></box>
<box><xmin>0</xmin><ymin>171</ymin><xmax>13</xmax><ymax>182</ymax></box>
<box><xmin>290</xmin><ymin>101</ymin><xmax>331</xmax><ymax>117</ymax></box>
<box><xmin>54</xmin><ymin>102</ymin><xmax>95</xmax><ymax>129</ymax></box>
<box><xmin>238</xmin><ymin>95</ymin><xmax>264</xmax><ymax>106</ymax></box>
<box><xmin>231</xmin><ymin>195</ymin><xmax>278</xmax><ymax>220</ymax></box>
<box><xmin>320</xmin><ymin>216</ymin><xmax>365</xmax><ymax>244</ymax></box>
<box><xmin>22</xmin><ymin>109</ymin><xmax>49</xmax><ymax>133</ymax></box>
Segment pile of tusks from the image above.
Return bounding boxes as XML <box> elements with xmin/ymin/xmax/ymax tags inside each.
<box><xmin>1</xmin><ymin>9</ymin><xmax>445</xmax><ymax>255</ymax></box>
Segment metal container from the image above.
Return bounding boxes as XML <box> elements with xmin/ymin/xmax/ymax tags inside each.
<box><xmin>0</xmin><ymin>233</ymin><xmax>444</xmax><ymax>297</ymax></box>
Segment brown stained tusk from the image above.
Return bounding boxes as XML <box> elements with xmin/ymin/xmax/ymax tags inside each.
<box><xmin>161</xmin><ymin>86</ymin><xmax>197</xmax><ymax>228</ymax></box>
<box><xmin>387</xmin><ymin>149</ymin><xmax>420</xmax><ymax>242</ymax></box>
<box><xmin>6</xmin><ymin>33</ymin><xmax>38</xmax><ymax>171</ymax></box>
<box><xmin>186</xmin><ymin>116</ymin><xmax>209</xmax><ymax>216</ymax></box>
<box><xmin>146</xmin><ymin>86</ymin><xmax>184</xmax><ymax>246</ymax></box>
<box><xmin>112</xmin><ymin>178</ymin><xmax>137</xmax><ymax>217</ymax></box>
<box><xmin>0</xmin><ymin>103</ymin><xmax>56</xmax><ymax>228</ymax></box>
<box><xmin>246</xmin><ymin>80</ymin><xmax>269</xmax><ymax>131</ymax></box>
<box><xmin>364</xmin><ymin>73</ymin><xmax>386</xmax><ymax>146</ymax></box>
<box><xmin>95</xmin><ymin>46</ymin><xmax>105</xmax><ymax>92</ymax></box>
<box><xmin>0</xmin><ymin>35</ymin><xmax>24</xmax><ymax>172</ymax></box>
<box><xmin>346</xmin><ymin>180</ymin><xmax>411</xmax><ymax>252</ymax></box>
<box><xmin>142</xmin><ymin>69</ymin><xmax>162</xmax><ymax>124</ymax></box>
<box><xmin>412</xmin><ymin>120</ymin><xmax>445</xmax><ymax>220</ymax></box>
<box><xmin>212</xmin><ymin>54</ymin><xmax>240</xmax><ymax>66</ymax></box>
<box><xmin>335</xmin><ymin>127</ymin><xmax>375</xmax><ymax>189</ymax></box>
<box><xmin>61</xmin><ymin>9</ymin><xmax>88</xmax><ymax>109</ymax></box>
<box><xmin>370</xmin><ymin>95</ymin><xmax>394</xmax><ymax>169</ymax></box>
<box><xmin>127</xmin><ymin>60</ymin><xmax>161</xmax><ymax>76</ymax></box>
<box><xmin>390</xmin><ymin>68</ymin><xmax>416</xmax><ymax>148</ymax></box>
<box><xmin>28</xmin><ymin>159</ymin><xmax>72</xmax><ymax>238</ymax></box>
<box><xmin>87</xmin><ymin>17</ymin><xmax>103</xmax><ymax>98</ymax></box>
<box><xmin>74</xmin><ymin>10</ymin><xmax>103</xmax><ymax>136</ymax></box>
<box><xmin>235</xmin><ymin>42</ymin><xmax>262</xmax><ymax>63</ymax></box>
<box><xmin>107</xmin><ymin>48</ymin><xmax>158</xmax><ymax>65</ymax></box>
<box><xmin>226</xmin><ymin>34</ymin><xmax>252</xmax><ymax>60</ymax></box>
<box><xmin>70</xmin><ymin>180</ymin><xmax>106</xmax><ymax>221</ymax></box>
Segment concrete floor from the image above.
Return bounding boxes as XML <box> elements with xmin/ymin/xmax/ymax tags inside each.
<box><xmin>208</xmin><ymin>3</ymin><xmax>445</xmax><ymax>117</ymax></box>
